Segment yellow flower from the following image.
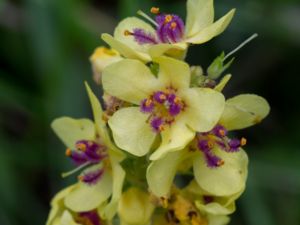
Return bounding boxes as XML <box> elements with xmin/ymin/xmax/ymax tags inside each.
<box><xmin>51</xmin><ymin>83</ymin><xmax>125</xmax><ymax>219</ymax></box>
<box><xmin>101</xmin><ymin>0</ymin><xmax>235</xmax><ymax>62</ymax></box>
<box><xmin>102</xmin><ymin>56</ymin><xmax>225</xmax><ymax>160</ymax></box>
<box><xmin>147</xmin><ymin>94</ymin><xmax>269</xmax><ymax>198</ymax></box>
<box><xmin>118</xmin><ymin>187</ymin><xmax>155</xmax><ymax>225</ymax></box>
<box><xmin>90</xmin><ymin>47</ymin><xmax>122</xmax><ymax>84</ymax></box>
<box><xmin>46</xmin><ymin>185</ymin><xmax>111</xmax><ymax>225</ymax></box>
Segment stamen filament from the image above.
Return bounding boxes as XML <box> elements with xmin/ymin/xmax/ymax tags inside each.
<box><xmin>61</xmin><ymin>162</ymin><xmax>91</xmax><ymax>178</ymax></box>
<box><xmin>137</xmin><ymin>10</ymin><xmax>158</xmax><ymax>27</ymax></box>
<box><xmin>224</xmin><ymin>33</ymin><xmax>258</xmax><ymax>61</ymax></box>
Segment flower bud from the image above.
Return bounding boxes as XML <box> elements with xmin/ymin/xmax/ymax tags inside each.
<box><xmin>118</xmin><ymin>187</ymin><xmax>155</xmax><ymax>225</ymax></box>
<box><xmin>207</xmin><ymin>52</ymin><xmax>234</xmax><ymax>80</ymax></box>
<box><xmin>90</xmin><ymin>47</ymin><xmax>122</xmax><ymax>84</ymax></box>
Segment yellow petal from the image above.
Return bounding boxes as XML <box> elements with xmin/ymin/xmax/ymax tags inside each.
<box><xmin>51</xmin><ymin>117</ymin><xmax>95</xmax><ymax>149</ymax></box>
<box><xmin>102</xmin><ymin>59</ymin><xmax>161</xmax><ymax>105</ymax></box>
<box><xmin>219</xmin><ymin>94</ymin><xmax>270</xmax><ymax>130</ymax></box>
<box><xmin>154</xmin><ymin>56</ymin><xmax>191</xmax><ymax>90</ymax></box>
<box><xmin>118</xmin><ymin>187</ymin><xmax>155</xmax><ymax>225</ymax></box>
<box><xmin>149</xmin><ymin>43</ymin><xmax>188</xmax><ymax>59</ymax></box>
<box><xmin>147</xmin><ymin>151</ymin><xmax>185</xmax><ymax>197</ymax></box>
<box><xmin>207</xmin><ymin>215</ymin><xmax>230</xmax><ymax>225</ymax></box>
<box><xmin>108</xmin><ymin>107</ymin><xmax>156</xmax><ymax>156</ymax></box>
<box><xmin>85</xmin><ymin>82</ymin><xmax>110</xmax><ymax>143</ymax></box>
<box><xmin>150</xmin><ymin>118</ymin><xmax>195</xmax><ymax>160</ymax></box>
<box><xmin>64</xmin><ymin>171</ymin><xmax>112</xmax><ymax>212</ymax></box>
<box><xmin>60</xmin><ymin>211</ymin><xmax>81</xmax><ymax>225</ymax></box>
<box><xmin>185</xmin><ymin>0</ymin><xmax>214</xmax><ymax>37</ymax></box>
<box><xmin>101</xmin><ymin>155</ymin><xmax>126</xmax><ymax>220</ymax></box>
<box><xmin>214</xmin><ymin>74</ymin><xmax>232</xmax><ymax>92</ymax></box>
<box><xmin>46</xmin><ymin>186</ymin><xmax>76</xmax><ymax>225</ymax></box>
<box><xmin>102</xmin><ymin>33</ymin><xmax>151</xmax><ymax>62</ymax></box>
<box><xmin>182</xmin><ymin>88</ymin><xmax>225</xmax><ymax>132</ymax></box>
<box><xmin>114</xmin><ymin>17</ymin><xmax>155</xmax><ymax>53</ymax></box>
<box><xmin>193</xmin><ymin>148</ymin><xmax>248</xmax><ymax>196</ymax></box>
<box><xmin>85</xmin><ymin>82</ymin><xmax>125</xmax><ymax>159</ymax></box>
<box><xmin>186</xmin><ymin>9</ymin><xmax>235</xmax><ymax>44</ymax></box>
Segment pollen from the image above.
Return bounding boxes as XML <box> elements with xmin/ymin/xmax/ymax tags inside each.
<box><xmin>76</xmin><ymin>143</ymin><xmax>87</xmax><ymax>152</ymax></box>
<box><xmin>124</xmin><ymin>30</ymin><xmax>132</xmax><ymax>36</ymax></box>
<box><xmin>65</xmin><ymin>148</ymin><xmax>72</xmax><ymax>156</ymax></box>
<box><xmin>150</xmin><ymin>7</ymin><xmax>160</xmax><ymax>14</ymax></box>
<box><xmin>174</xmin><ymin>96</ymin><xmax>181</xmax><ymax>104</ymax></box>
<box><xmin>145</xmin><ymin>99</ymin><xmax>153</xmax><ymax>107</ymax></box>
<box><xmin>217</xmin><ymin>159</ymin><xmax>225</xmax><ymax>166</ymax></box>
<box><xmin>78</xmin><ymin>175</ymin><xmax>84</xmax><ymax>181</ymax></box>
<box><xmin>165</xmin><ymin>15</ymin><xmax>173</xmax><ymax>23</ymax></box>
<box><xmin>170</xmin><ymin>22</ymin><xmax>177</xmax><ymax>30</ymax></box>
<box><xmin>240</xmin><ymin>137</ymin><xmax>247</xmax><ymax>146</ymax></box>
<box><xmin>219</xmin><ymin>129</ymin><xmax>226</xmax><ymax>137</ymax></box>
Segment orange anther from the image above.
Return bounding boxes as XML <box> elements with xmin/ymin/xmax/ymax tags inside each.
<box><xmin>240</xmin><ymin>137</ymin><xmax>247</xmax><ymax>146</ymax></box>
<box><xmin>165</xmin><ymin>15</ymin><xmax>173</xmax><ymax>23</ymax></box>
<box><xmin>65</xmin><ymin>148</ymin><xmax>72</xmax><ymax>156</ymax></box>
<box><xmin>219</xmin><ymin>129</ymin><xmax>226</xmax><ymax>137</ymax></box>
<box><xmin>145</xmin><ymin>99</ymin><xmax>153</xmax><ymax>107</ymax></box>
<box><xmin>174</xmin><ymin>96</ymin><xmax>181</xmax><ymax>104</ymax></box>
<box><xmin>159</xmin><ymin>94</ymin><xmax>166</xmax><ymax>100</ymax></box>
<box><xmin>150</xmin><ymin>7</ymin><xmax>160</xmax><ymax>14</ymax></box>
<box><xmin>207</xmin><ymin>140</ymin><xmax>214</xmax><ymax>149</ymax></box>
<box><xmin>76</xmin><ymin>143</ymin><xmax>87</xmax><ymax>152</ymax></box>
<box><xmin>78</xmin><ymin>175</ymin><xmax>84</xmax><ymax>181</ymax></box>
<box><xmin>124</xmin><ymin>30</ymin><xmax>132</xmax><ymax>36</ymax></box>
<box><xmin>217</xmin><ymin>160</ymin><xmax>225</xmax><ymax>166</ymax></box>
<box><xmin>170</xmin><ymin>22</ymin><xmax>177</xmax><ymax>30</ymax></box>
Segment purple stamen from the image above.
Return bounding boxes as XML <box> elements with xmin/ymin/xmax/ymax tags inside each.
<box><xmin>132</xmin><ymin>28</ymin><xmax>158</xmax><ymax>45</ymax></box>
<box><xmin>198</xmin><ymin>140</ymin><xmax>213</xmax><ymax>153</ymax></box>
<box><xmin>78</xmin><ymin>211</ymin><xmax>102</xmax><ymax>225</ymax></box>
<box><xmin>153</xmin><ymin>91</ymin><xmax>167</xmax><ymax>104</ymax></box>
<box><xmin>69</xmin><ymin>151</ymin><xmax>89</xmax><ymax>166</ymax></box>
<box><xmin>79</xmin><ymin>169</ymin><xmax>104</xmax><ymax>185</ymax></box>
<box><xmin>169</xmin><ymin>103</ymin><xmax>181</xmax><ymax>116</ymax></box>
<box><xmin>228</xmin><ymin>139</ymin><xmax>241</xmax><ymax>152</ymax></box>
<box><xmin>155</xmin><ymin>14</ymin><xmax>185</xmax><ymax>43</ymax></box>
<box><xmin>212</xmin><ymin>125</ymin><xmax>227</xmax><ymax>138</ymax></box>
<box><xmin>204</xmin><ymin>152</ymin><xmax>224</xmax><ymax>168</ymax></box>
<box><xmin>203</xmin><ymin>196</ymin><xmax>214</xmax><ymax>204</ymax></box>
<box><xmin>151</xmin><ymin>117</ymin><xmax>164</xmax><ymax>133</ymax></box>
<box><xmin>140</xmin><ymin>98</ymin><xmax>154</xmax><ymax>113</ymax></box>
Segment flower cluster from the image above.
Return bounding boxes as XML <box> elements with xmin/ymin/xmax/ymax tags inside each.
<box><xmin>46</xmin><ymin>1</ymin><xmax>270</xmax><ymax>225</ymax></box>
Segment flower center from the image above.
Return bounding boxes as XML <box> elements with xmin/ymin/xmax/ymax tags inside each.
<box><xmin>124</xmin><ymin>7</ymin><xmax>185</xmax><ymax>45</ymax></box>
<box><xmin>75</xmin><ymin>211</ymin><xmax>102</xmax><ymax>225</ymax></box>
<box><xmin>196</xmin><ymin>125</ymin><xmax>247</xmax><ymax>168</ymax></box>
<box><xmin>140</xmin><ymin>88</ymin><xmax>185</xmax><ymax>133</ymax></box>
<box><xmin>65</xmin><ymin>140</ymin><xmax>107</xmax><ymax>185</ymax></box>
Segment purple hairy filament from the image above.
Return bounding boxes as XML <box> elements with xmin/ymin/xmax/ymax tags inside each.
<box><xmin>75</xmin><ymin>210</ymin><xmax>102</xmax><ymax>225</ymax></box>
<box><xmin>124</xmin><ymin>7</ymin><xmax>185</xmax><ymax>45</ymax></box>
<box><xmin>64</xmin><ymin>140</ymin><xmax>107</xmax><ymax>185</ymax></box>
<box><xmin>140</xmin><ymin>88</ymin><xmax>185</xmax><ymax>133</ymax></box>
<box><xmin>65</xmin><ymin>140</ymin><xmax>107</xmax><ymax>166</ymax></box>
<box><xmin>197</xmin><ymin>125</ymin><xmax>247</xmax><ymax>168</ymax></box>
<box><xmin>78</xmin><ymin>169</ymin><xmax>105</xmax><ymax>185</ymax></box>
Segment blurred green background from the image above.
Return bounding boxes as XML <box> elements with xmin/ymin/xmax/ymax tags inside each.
<box><xmin>0</xmin><ymin>0</ymin><xmax>300</xmax><ymax>224</ymax></box>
